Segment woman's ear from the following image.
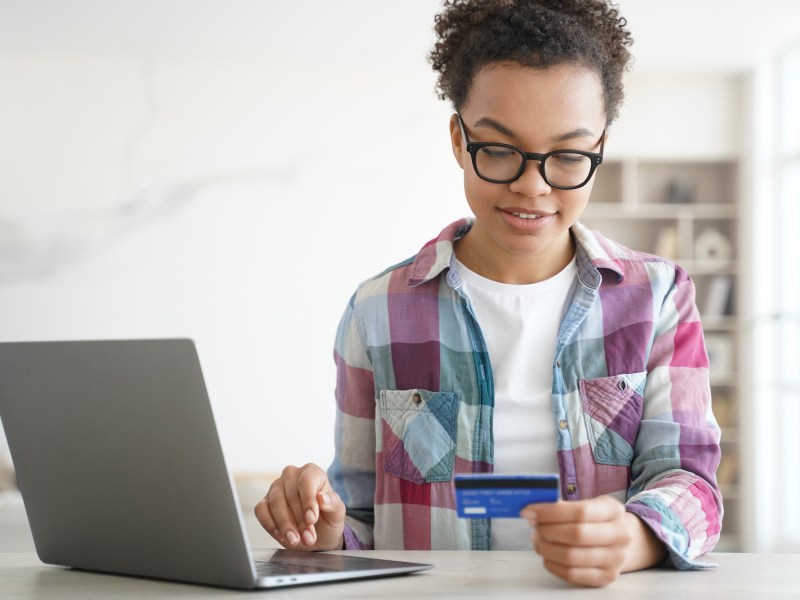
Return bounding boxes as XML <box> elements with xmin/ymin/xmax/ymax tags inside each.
<box><xmin>599</xmin><ymin>126</ymin><xmax>610</xmax><ymax>152</ymax></box>
<box><xmin>449</xmin><ymin>113</ymin><xmax>465</xmax><ymax>169</ymax></box>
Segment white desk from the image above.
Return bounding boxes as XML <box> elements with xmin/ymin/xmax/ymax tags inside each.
<box><xmin>1</xmin><ymin>551</ymin><xmax>798</xmax><ymax>599</ymax></box>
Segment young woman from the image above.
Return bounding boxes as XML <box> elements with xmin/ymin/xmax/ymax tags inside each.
<box><xmin>255</xmin><ymin>0</ymin><xmax>722</xmax><ymax>587</ymax></box>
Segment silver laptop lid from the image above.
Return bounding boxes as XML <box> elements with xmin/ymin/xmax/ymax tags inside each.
<box><xmin>0</xmin><ymin>339</ymin><xmax>258</xmax><ymax>589</ymax></box>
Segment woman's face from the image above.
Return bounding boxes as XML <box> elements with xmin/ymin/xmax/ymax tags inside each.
<box><xmin>450</xmin><ymin>62</ymin><xmax>606</xmax><ymax>283</ymax></box>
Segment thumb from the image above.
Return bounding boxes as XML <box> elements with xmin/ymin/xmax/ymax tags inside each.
<box><xmin>317</xmin><ymin>489</ymin><xmax>341</xmax><ymax>513</ymax></box>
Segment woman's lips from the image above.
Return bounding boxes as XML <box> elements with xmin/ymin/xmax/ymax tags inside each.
<box><xmin>498</xmin><ymin>207</ymin><xmax>555</xmax><ymax>231</ymax></box>
<box><xmin>510</xmin><ymin>211</ymin><xmax>542</xmax><ymax>220</ymax></box>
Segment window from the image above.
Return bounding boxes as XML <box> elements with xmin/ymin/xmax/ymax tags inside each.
<box><xmin>774</xmin><ymin>42</ymin><xmax>800</xmax><ymax>548</ymax></box>
<box><xmin>752</xmin><ymin>39</ymin><xmax>800</xmax><ymax>552</ymax></box>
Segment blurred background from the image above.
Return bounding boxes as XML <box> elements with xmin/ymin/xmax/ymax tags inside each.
<box><xmin>0</xmin><ymin>0</ymin><xmax>798</xmax><ymax>554</ymax></box>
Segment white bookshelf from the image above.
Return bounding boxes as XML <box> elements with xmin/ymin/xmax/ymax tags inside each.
<box><xmin>583</xmin><ymin>158</ymin><xmax>743</xmax><ymax>551</ymax></box>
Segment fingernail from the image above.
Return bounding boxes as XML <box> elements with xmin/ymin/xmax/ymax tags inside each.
<box><xmin>321</xmin><ymin>492</ymin><xmax>331</xmax><ymax>506</ymax></box>
<box><xmin>273</xmin><ymin>529</ymin><xmax>282</xmax><ymax>540</ymax></box>
<box><xmin>306</xmin><ymin>509</ymin><xmax>315</xmax><ymax>524</ymax></box>
<box><xmin>286</xmin><ymin>531</ymin><xmax>300</xmax><ymax>546</ymax></box>
<box><xmin>302</xmin><ymin>530</ymin><xmax>314</xmax><ymax>545</ymax></box>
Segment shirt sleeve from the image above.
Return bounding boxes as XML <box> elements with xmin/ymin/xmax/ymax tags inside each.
<box><xmin>625</xmin><ymin>264</ymin><xmax>723</xmax><ymax>569</ymax></box>
<box><xmin>327</xmin><ymin>293</ymin><xmax>377</xmax><ymax>550</ymax></box>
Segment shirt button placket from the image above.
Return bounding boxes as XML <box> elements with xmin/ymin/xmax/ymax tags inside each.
<box><xmin>554</xmin><ymin>357</ymin><xmax>573</xmax><ymax>498</ymax></box>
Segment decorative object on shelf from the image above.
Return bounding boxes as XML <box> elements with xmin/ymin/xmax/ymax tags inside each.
<box><xmin>694</xmin><ymin>227</ymin><xmax>733</xmax><ymax>266</ymax></box>
<box><xmin>664</xmin><ymin>177</ymin><xmax>695</xmax><ymax>203</ymax></box>
<box><xmin>654</xmin><ymin>225</ymin><xmax>678</xmax><ymax>260</ymax></box>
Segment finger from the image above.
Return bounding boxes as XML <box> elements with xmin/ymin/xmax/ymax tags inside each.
<box><xmin>318</xmin><ymin>490</ymin><xmax>335</xmax><ymax>512</ymax></box>
<box><xmin>294</xmin><ymin>466</ymin><xmax>336</xmax><ymax>547</ymax></box>
<box><xmin>542</xmin><ymin>559</ymin><xmax>620</xmax><ymax>588</ymax></box>
<box><xmin>532</xmin><ymin>531</ymin><xmax>627</xmax><ymax>569</ymax></box>
<box><xmin>316</xmin><ymin>489</ymin><xmax>346</xmax><ymax>528</ymax></box>
<box><xmin>266</xmin><ymin>481</ymin><xmax>304</xmax><ymax>547</ymax></box>
<box><xmin>522</xmin><ymin>496</ymin><xmax>624</xmax><ymax>525</ymax></box>
<box><xmin>254</xmin><ymin>497</ymin><xmax>283</xmax><ymax>543</ymax></box>
<box><xmin>317</xmin><ymin>489</ymin><xmax>341</xmax><ymax>512</ymax></box>
<box><xmin>280</xmin><ymin>468</ymin><xmax>309</xmax><ymax>530</ymax></box>
<box><xmin>536</xmin><ymin>521</ymin><xmax>631</xmax><ymax>547</ymax></box>
<box><xmin>296</xmin><ymin>464</ymin><xmax>329</xmax><ymax>526</ymax></box>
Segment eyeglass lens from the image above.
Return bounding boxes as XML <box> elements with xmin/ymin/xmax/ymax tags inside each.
<box><xmin>474</xmin><ymin>146</ymin><xmax>593</xmax><ymax>187</ymax></box>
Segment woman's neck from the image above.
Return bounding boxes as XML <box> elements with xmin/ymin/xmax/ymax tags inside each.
<box><xmin>454</xmin><ymin>229</ymin><xmax>576</xmax><ymax>285</ymax></box>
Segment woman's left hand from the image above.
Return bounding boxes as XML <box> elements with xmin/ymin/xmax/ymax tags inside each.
<box><xmin>520</xmin><ymin>495</ymin><xmax>666</xmax><ymax>588</ymax></box>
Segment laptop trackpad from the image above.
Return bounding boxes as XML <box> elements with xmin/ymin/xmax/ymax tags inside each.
<box><xmin>252</xmin><ymin>549</ymin><xmax>433</xmax><ymax>587</ymax></box>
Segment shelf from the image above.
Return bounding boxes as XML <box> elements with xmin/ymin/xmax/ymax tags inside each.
<box><xmin>583</xmin><ymin>202</ymin><xmax>737</xmax><ymax>219</ymax></box>
<box><xmin>710</xmin><ymin>379</ymin><xmax>738</xmax><ymax>389</ymax></box>
<box><xmin>719</xmin><ymin>485</ymin><xmax>740</xmax><ymax>501</ymax></box>
<box><xmin>710</xmin><ymin>372</ymin><xmax>738</xmax><ymax>386</ymax></box>
<box><xmin>681</xmin><ymin>260</ymin><xmax>737</xmax><ymax>275</ymax></box>
<box><xmin>701</xmin><ymin>315</ymin><xmax>738</xmax><ymax>331</ymax></box>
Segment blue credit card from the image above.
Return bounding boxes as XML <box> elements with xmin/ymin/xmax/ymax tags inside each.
<box><xmin>454</xmin><ymin>474</ymin><xmax>560</xmax><ymax>518</ymax></box>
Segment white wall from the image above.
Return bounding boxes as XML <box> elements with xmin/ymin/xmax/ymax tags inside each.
<box><xmin>0</xmin><ymin>1</ymin><xmax>461</xmax><ymax>475</ymax></box>
<box><xmin>0</xmin><ymin>1</ymin><xmax>766</xmax><ymax>478</ymax></box>
<box><xmin>608</xmin><ymin>74</ymin><xmax>742</xmax><ymax>160</ymax></box>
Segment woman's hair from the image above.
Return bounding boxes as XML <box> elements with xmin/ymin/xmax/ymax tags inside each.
<box><xmin>429</xmin><ymin>0</ymin><xmax>633</xmax><ymax>124</ymax></box>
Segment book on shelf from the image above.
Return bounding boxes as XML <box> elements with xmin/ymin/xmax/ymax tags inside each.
<box><xmin>704</xmin><ymin>274</ymin><xmax>734</xmax><ymax>317</ymax></box>
<box><xmin>654</xmin><ymin>225</ymin><xmax>678</xmax><ymax>260</ymax></box>
<box><xmin>705</xmin><ymin>332</ymin><xmax>734</xmax><ymax>374</ymax></box>
<box><xmin>716</xmin><ymin>453</ymin><xmax>740</xmax><ymax>487</ymax></box>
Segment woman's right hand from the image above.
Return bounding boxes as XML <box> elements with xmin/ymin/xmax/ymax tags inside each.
<box><xmin>254</xmin><ymin>463</ymin><xmax>346</xmax><ymax>551</ymax></box>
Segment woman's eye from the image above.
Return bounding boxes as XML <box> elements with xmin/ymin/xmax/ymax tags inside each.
<box><xmin>554</xmin><ymin>153</ymin><xmax>586</xmax><ymax>164</ymax></box>
<box><xmin>479</xmin><ymin>146</ymin><xmax>514</xmax><ymax>159</ymax></box>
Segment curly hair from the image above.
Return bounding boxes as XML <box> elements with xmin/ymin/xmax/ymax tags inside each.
<box><xmin>429</xmin><ymin>0</ymin><xmax>633</xmax><ymax>124</ymax></box>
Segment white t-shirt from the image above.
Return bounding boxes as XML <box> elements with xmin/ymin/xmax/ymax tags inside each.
<box><xmin>453</xmin><ymin>256</ymin><xmax>578</xmax><ymax>550</ymax></box>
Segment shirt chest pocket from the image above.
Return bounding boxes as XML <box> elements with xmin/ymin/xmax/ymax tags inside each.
<box><xmin>379</xmin><ymin>389</ymin><xmax>460</xmax><ymax>485</ymax></box>
<box><xmin>578</xmin><ymin>372</ymin><xmax>646</xmax><ymax>467</ymax></box>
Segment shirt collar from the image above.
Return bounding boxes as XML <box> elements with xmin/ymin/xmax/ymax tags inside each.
<box><xmin>407</xmin><ymin>219</ymin><xmax>473</xmax><ymax>286</ymax></box>
<box><xmin>407</xmin><ymin>219</ymin><xmax>626</xmax><ymax>288</ymax></box>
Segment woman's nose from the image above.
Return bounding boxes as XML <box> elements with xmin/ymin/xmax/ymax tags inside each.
<box><xmin>508</xmin><ymin>161</ymin><xmax>552</xmax><ymax>197</ymax></box>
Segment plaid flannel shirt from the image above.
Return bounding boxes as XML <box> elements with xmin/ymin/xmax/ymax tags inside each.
<box><xmin>328</xmin><ymin>218</ymin><xmax>722</xmax><ymax>569</ymax></box>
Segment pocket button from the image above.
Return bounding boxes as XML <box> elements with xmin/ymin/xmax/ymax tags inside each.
<box><xmin>412</xmin><ymin>392</ymin><xmax>422</xmax><ymax>405</ymax></box>
<box><xmin>617</xmin><ymin>380</ymin><xmax>627</xmax><ymax>391</ymax></box>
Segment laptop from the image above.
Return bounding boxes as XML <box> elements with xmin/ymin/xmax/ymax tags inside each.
<box><xmin>0</xmin><ymin>339</ymin><xmax>432</xmax><ymax>589</ymax></box>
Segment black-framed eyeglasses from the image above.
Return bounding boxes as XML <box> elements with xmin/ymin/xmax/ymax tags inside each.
<box><xmin>457</xmin><ymin>112</ymin><xmax>605</xmax><ymax>190</ymax></box>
